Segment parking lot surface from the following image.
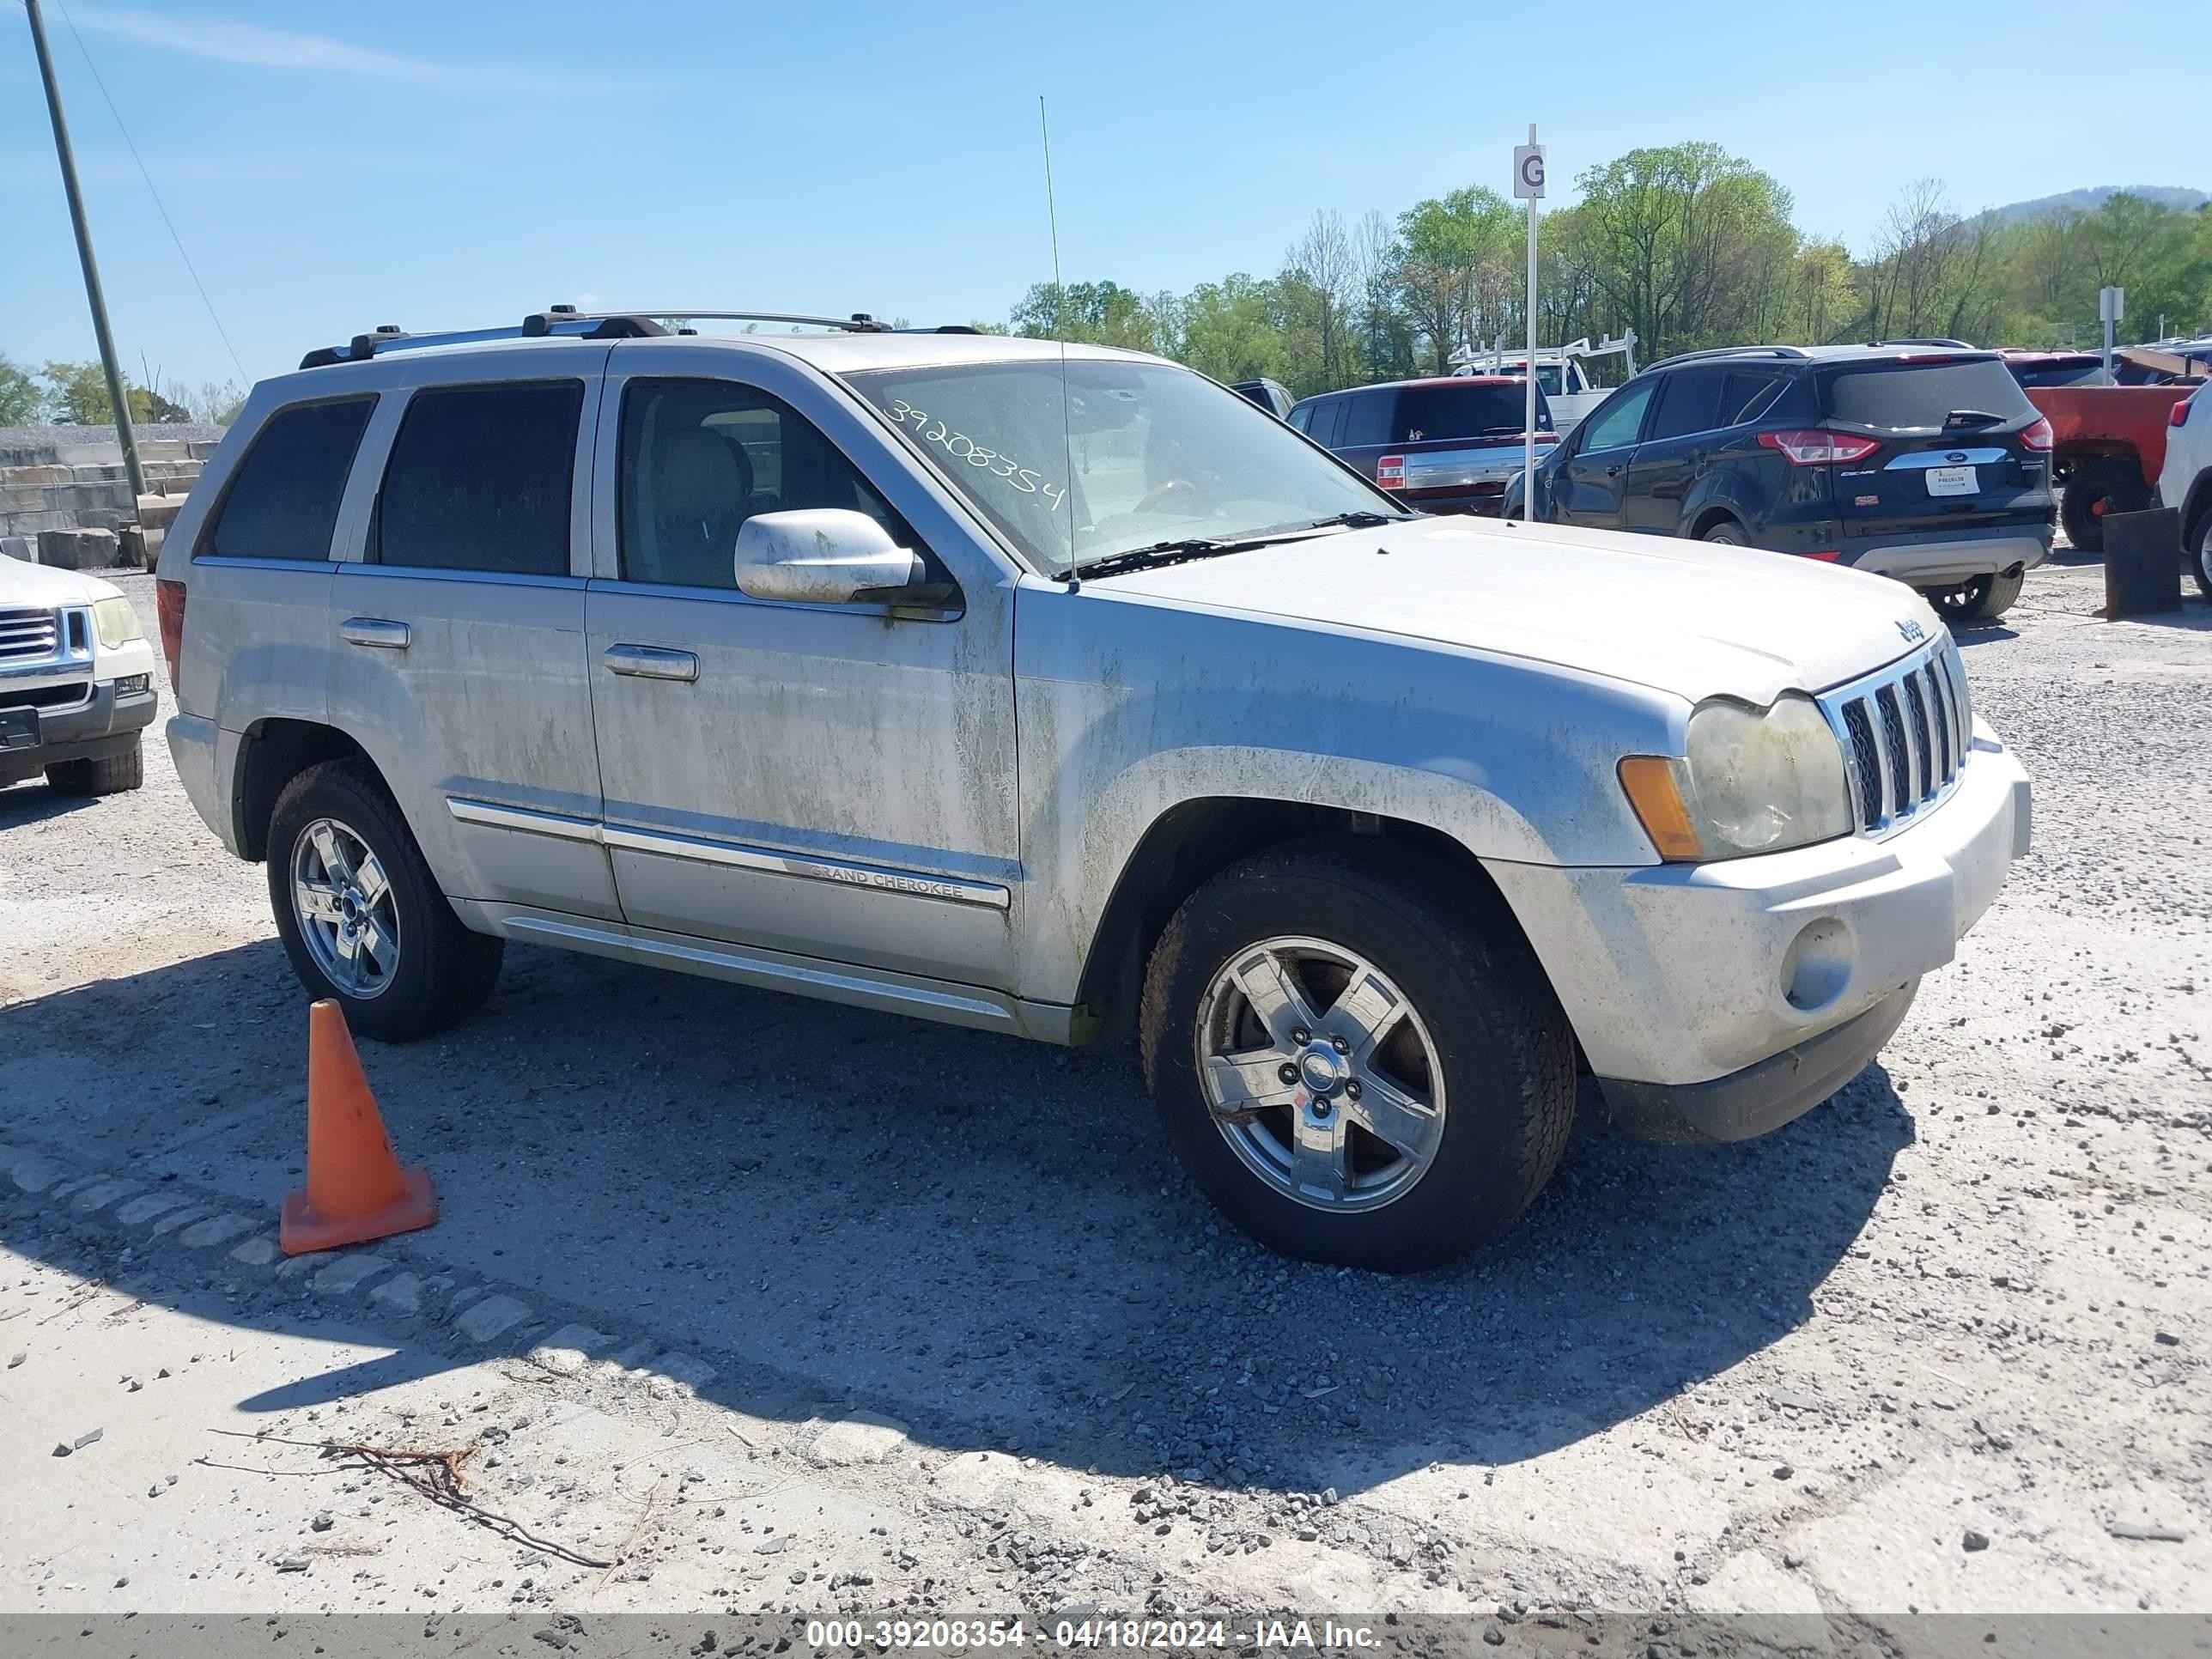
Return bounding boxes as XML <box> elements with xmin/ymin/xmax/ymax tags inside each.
<box><xmin>3</xmin><ymin>559</ymin><xmax>2208</xmax><ymax>1627</ymax></box>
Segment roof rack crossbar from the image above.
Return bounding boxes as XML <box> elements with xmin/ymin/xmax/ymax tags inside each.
<box><xmin>1643</xmin><ymin>344</ymin><xmax>1811</xmax><ymax>372</ymax></box>
<box><xmin>300</xmin><ymin>312</ymin><xmax>663</xmax><ymax>370</ymax></box>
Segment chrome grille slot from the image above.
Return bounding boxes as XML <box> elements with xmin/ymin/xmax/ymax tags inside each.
<box><xmin>1820</xmin><ymin>637</ymin><xmax>1973</xmax><ymax>837</ymax></box>
<box><xmin>0</xmin><ymin>605</ymin><xmax>60</xmax><ymax>663</ymax></box>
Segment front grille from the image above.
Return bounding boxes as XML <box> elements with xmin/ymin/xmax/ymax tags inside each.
<box><xmin>0</xmin><ymin>605</ymin><xmax>59</xmax><ymax>663</ymax></box>
<box><xmin>0</xmin><ymin>681</ymin><xmax>90</xmax><ymax>711</ymax></box>
<box><xmin>1820</xmin><ymin>637</ymin><xmax>1972</xmax><ymax>836</ymax></box>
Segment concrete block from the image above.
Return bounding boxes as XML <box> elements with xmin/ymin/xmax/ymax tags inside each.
<box><xmin>1</xmin><ymin>536</ymin><xmax>34</xmax><ymax>562</ymax></box>
<box><xmin>148</xmin><ymin>1204</ymin><xmax>211</xmax><ymax>1235</ymax></box>
<box><xmin>3</xmin><ymin>512</ymin><xmax>69</xmax><ymax>536</ymax></box>
<box><xmin>453</xmin><ymin>1293</ymin><xmax>532</xmax><ymax>1343</ymax></box>
<box><xmin>68</xmin><ymin>464</ymin><xmax>126</xmax><ymax>484</ymax></box>
<box><xmin>229</xmin><ymin>1236</ymin><xmax>279</xmax><ymax>1266</ymax></box>
<box><xmin>70</xmin><ymin>1180</ymin><xmax>142</xmax><ymax>1213</ymax></box>
<box><xmin>114</xmin><ymin>1193</ymin><xmax>195</xmax><ymax>1225</ymax></box>
<box><xmin>37</xmin><ymin>527</ymin><xmax>118</xmax><ymax>569</ymax></box>
<box><xmin>311</xmin><ymin>1253</ymin><xmax>392</xmax><ymax>1295</ymax></box>
<box><xmin>78</xmin><ymin>509</ymin><xmax>131</xmax><ymax>533</ymax></box>
<box><xmin>2</xmin><ymin>465</ymin><xmax>70</xmax><ymax>485</ymax></box>
<box><xmin>175</xmin><ymin>1212</ymin><xmax>254</xmax><ymax>1249</ymax></box>
<box><xmin>368</xmin><ymin>1273</ymin><xmax>424</xmax><ymax>1316</ymax></box>
<box><xmin>528</xmin><ymin>1324</ymin><xmax>614</xmax><ymax>1375</ymax></box>
<box><xmin>1</xmin><ymin>488</ymin><xmax>46</xmax><ymax>513</ymax></box>
<box><xmin>137</xmin><ymin>495</ymin><xmax>184</xmax><ymax>532</ymax></box>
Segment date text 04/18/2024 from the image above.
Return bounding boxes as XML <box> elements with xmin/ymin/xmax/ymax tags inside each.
<box><xmin>803</xmin><ymin>1620</ymin><xmax>1383</xmax><ymax>1650</ymax></box>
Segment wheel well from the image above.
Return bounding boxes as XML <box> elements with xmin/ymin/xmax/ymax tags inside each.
<box><xmin>2052</xmin><ymin>445</ymin><xmax>2143</xmax><ymax>486</ymax></box>
<box><xmin>1073</xmin><ymin>799</ymin><xmax>1543</xmax><ymax>1043</ymax></box>
<box><xmin>235</xmin><ymin>720</ymin><xmax>371</xmax><ymax>861</ymax></box>
<box><xmin>1689</xmin><ymin>506</ymin><xmax>1742</xmax><ymax>539</ymax></box>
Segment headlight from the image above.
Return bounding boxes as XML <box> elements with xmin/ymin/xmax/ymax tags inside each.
<box><xmin>1619</xmin><ymin>695</ymin><xmax>1852</xmax><ymax>861</ymax></box>
<box><xmin>92</xmin><ymin>596</ymin><xmax>144</xmax><ymax>648</ymax></box>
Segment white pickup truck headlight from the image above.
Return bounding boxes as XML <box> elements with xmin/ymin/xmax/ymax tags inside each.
<box><xmin>93</xmin><ymin>596</ymin><xmax>144</xmax><ymax>648</ymax></box>
<box><xmin>1620</xmin><ymin>695</ymin><xmax>1852</xmax><ymax>861</ymax></box>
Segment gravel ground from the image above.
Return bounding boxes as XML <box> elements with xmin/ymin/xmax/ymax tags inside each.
<box><xmin>1</xmin><ymin>558</ymin><xmax>2207</xmax><ymax>1635</ymax></box>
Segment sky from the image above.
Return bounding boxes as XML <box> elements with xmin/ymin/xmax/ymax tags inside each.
<box><xmin>3</xmin><ymin>0</ymin><xmax>2204</xmax><ymax>394</ymax></box>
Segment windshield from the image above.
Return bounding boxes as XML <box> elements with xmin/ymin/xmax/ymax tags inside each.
<box><xmin>841</xmin><ymin>359</ymin><xmax>1396</xmax><ymax>576</ymax></box>
<box><xmin>1469</xmin><ymin>364</ymin><xmax>1565</xmax><ymax>395</ymax></box>
<box><xmin>1821</xmin><ymin>358</ymin><xmax>2034</xmax><ymax>431</ymax></box>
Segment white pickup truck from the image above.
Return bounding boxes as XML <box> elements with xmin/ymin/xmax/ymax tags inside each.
<box><xmin>1450</xmin><ymin>337</ymin><xmax>1635</xmax><ymax>436</ymax></box>
<box><xmin>0</xmin><ymin>552</ymin><xmax>157</xmax><ymax>794</ymax></box>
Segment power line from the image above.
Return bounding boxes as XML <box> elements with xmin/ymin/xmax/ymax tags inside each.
<box><xmin>52</xmin><ymin>0</ymin><xmax>250</xmax><ymax>386</ymax></box>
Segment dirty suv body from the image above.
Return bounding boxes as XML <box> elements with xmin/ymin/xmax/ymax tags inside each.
<box><xmin>159</xmin><ymin>311</ymin><xmax>2033</xmax><ymax>1272</ymax></box>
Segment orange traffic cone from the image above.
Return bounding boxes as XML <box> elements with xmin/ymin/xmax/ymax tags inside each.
<box><xmin>279</xmin><ymin>999</ymin><xmax>438</xmax><ymax>1256</ymax></box>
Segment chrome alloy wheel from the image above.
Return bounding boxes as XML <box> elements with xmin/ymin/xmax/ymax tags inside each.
<box><xmin>1194</xmin><ymin>936</ymin><xmax>1446</xmax><ymax>1212</ymax></box>
<box><xmin>290</xmin><ymin>817</ymin><xmax>399</xmax><ymax>999</ymax></box>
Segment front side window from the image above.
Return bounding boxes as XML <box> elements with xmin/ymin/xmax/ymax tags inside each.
<box><xmin>1577</xmin><ymin>379</ymin><xmax>1656</xmax><ymax>452</ymax></box>
<box><xmin>376</xmin><ymin>381</ymin><xmax>583</xmax><ymax>575</ymax></box>
<box><xmin>619</xmin><ymin>379</ymin><xmax>915</xmax><ymax>590</ymax></box>
<box><xmin>842</xmin><ymin>360</ymin><xmax>1395</xmax><ymax>577</ymax></box>
<box><xmin>201</xmin><ymin>398</ymin><xmax>374</xmax><ymax>562</ymax></box>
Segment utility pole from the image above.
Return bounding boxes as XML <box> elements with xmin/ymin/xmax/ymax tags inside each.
<box><xmin>1512</xmin><ymin>125</ymin><xmax>1547</xmax><ymax>523</ymax></box>
<box><xmin>26</xmin><ymin>0</ymin><xmax>148</xmax><ymax>504</ymax></box>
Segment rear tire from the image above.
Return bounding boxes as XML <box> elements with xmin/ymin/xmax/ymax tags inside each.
<box><xmin>45</xmin><ymin>738</ymin><xmax>143</xmax><ymax>796</ymax></box>
<box><xmin>1139</xmin><ymin>837</ymin><xmax>1575</xmax><ymax>1273</ymax></box>
<box><xmin>2192</xmin><ymin>510</ymin><xmax>2212</xmax><ymax>602</ymax></box>
<box><xmin>266</xmin><ymin>757</ymin><xmax>503</xmax><ymax>1042</ymax></box>
<box><xmin>1700</xmin><ymin>520</ymin><xmax>1748</xmax><ymax>546</ymax></box>
<box><xmin>2059</xmin><ymin>460</ymin><xmax>2146</xmax><ymax>554</ymax></box>
<box><xmin>1925</xmin><ymin>570</ymin><xmax>2023</xmax><ymax>625</ymax></box>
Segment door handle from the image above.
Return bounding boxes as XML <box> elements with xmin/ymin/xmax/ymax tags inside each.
<box><xmin>1603</xmin><ymin>465</ymin><xmax>1623</xmax><ymax>477</ymax></box>
<box><xmin>604</xmin><ymin>644</ymin><xmax>699</xmax><ymax>683</ymax></box>
<box><xmin>339</xmin><ymin>617</ymin><xmax>410</xmax><ymax>650</ymax></box>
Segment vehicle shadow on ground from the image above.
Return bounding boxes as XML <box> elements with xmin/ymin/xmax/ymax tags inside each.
<box><xmin>1</xmin><ymin>938</ymin><xmax>1912</xmax><ymax>1496</ymax></box>
<box><xmin>0</xmin><ymin>781</ymin><xmax>101</xmax><ymax>828</ymax></box>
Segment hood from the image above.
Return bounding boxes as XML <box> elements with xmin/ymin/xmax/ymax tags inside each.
<box><xmin>0</xmin><ymin>552</ymin><xmax>122</xmax><ymax>607</ymax></box>
<box><xmin>1096</xmin><ymin>517</ymin><xmax>1939</xmax><ymax>706</ymax></box>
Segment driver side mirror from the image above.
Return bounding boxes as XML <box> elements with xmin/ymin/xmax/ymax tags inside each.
<box><xmin>732</xmin><ymin>509</ymin><xmax>957</xmax><ymax>613</ymax></box>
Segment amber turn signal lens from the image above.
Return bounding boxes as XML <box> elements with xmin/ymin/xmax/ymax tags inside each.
<box><xmin>1618</xmin><ymin>756</ymin><xmax>1704</xmax><ymax>862</ymax></box>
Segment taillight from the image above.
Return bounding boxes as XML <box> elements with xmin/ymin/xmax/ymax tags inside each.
<box><xmin>2172</xmin><ymin>393</ymin><xmax>2198</xmax><ymax>428</ymax></box>
<box><xmin>1801</xmin><ymin>550</ymin><xmax>1844</xmax><ymax>562</ymax></box>
<box><xmin>156</xmin><ymin>578</ymin><xmax>185</xmax><ymax>687</ymax></box>
<box><xmin>1376</xmin><ymin>454</ymin><xmax>1406</xmax><ymax>489</ymax></box>
<box><xmin>1758</xmin><ymin>428</ymin><xmax>1882</xmax><ymax>465</ymax></box>
<box><xmin>2020</xmin><ymin>416</ymin><xmax>2054</xmax><ymax>452</ymax></box>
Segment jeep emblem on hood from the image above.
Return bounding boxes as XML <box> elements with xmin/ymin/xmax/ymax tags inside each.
<box><xmin>1897</xmin><ymin>618</ymin><xmax>1926</xmax><ymax>642</ymax></box>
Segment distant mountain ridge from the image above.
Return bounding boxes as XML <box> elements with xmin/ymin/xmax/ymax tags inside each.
<box><xmin>1988</xmin><ymin>185</ymin><xmax>2206</xmax><ymax>222</ymax></box>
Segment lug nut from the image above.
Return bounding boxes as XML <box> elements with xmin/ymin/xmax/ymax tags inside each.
<box><xmin>1278</xmin><ymin>1063</ymin><xmax>1298</xmax><ymax>1085</ymax></box>
<box><xmin>1346</xmin><ymin>1080</ymin><xmax>1363</xmax><ymax>1101</ymax></box>
<box><xmin>1291</xmin><ymin>1027</ymin><xmax>1311</xmax><ymax>1046</ymax></box>
<box><xmin>1311</xmin><ymin>1100</ymin><xmax>1334</xmax><ymax>1119</ymax></box>
<box><xmin>1331</xmin><ymin>1035</ymin><xmax>1351</xmax><ymax>1055</ymax></box>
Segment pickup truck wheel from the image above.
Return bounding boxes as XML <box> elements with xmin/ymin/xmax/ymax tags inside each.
<box><xmin>2060</xmin><ymin>461</ymin><xmax>2146</xmax><ymax>554</ymax></box>
<box><xmin>1139</xmin><ymin>840</ymin><xmax>1574</xmax><ymax>1272</ymax></box>
<box><xmin>266</xmin><ymin>757</ymin><xmax>503</xmax><ymax>1042</ymax></box>
<box><xmin>44</xmin><ymin>738</ymin><xmax>143</xmax><ymax>795</ymax></box>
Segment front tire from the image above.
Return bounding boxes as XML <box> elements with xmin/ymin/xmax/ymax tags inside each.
<box><xmin>266</xmin><ymin>757</ymin><xmax>503</xmax><ymax>1042</ymax></box>
<box><xmin>2192</xmin><ymin>510</ymin><xmax>2212</xmax><ymax>602</ymax></box>
<box><xmin>1139</xmin><ymin>838</ymin><xmax>1575</xmax><ymax>1273</ymax></box>
<box><xmin>45</xmin><ymin>738</ymin><xmax>143</xmax><ymax>795</ymax></box>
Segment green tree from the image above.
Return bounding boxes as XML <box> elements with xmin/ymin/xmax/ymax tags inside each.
<box><xmin>39</xmin><ymin>359</ymin><xmax>183</xmax><ymax>425</ymax></box>
<box><xmin>1009</xmin><ymin>280</ymin><xmax>1164</xmax><ymax>352</ymax></box>
<box><xmin>0</xmin><ymin>353</ymin><xmax>41</xmax><ymax>424</ymax></box>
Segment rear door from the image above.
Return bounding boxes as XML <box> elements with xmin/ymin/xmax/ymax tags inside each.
<box><xmin>1549</xmin><ymin>377</ymin><xmax>1656</xmax><ymax>528</ymax></box>
<box><xmin>1621</xmin><ymin>367</ymin><xmax>1727</xmax><ymax>534</ymax></box>
<box><xmin>1819</xmin><ymin>356</ymin><xmax>2053</xmax><ymax>547</ymax></box>
<box><xmin>327</xmin><ymin>343</ymin><xmax>618</xmax><ymax>921</ymax></box>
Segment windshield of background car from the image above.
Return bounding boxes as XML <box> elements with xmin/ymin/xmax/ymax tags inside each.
<box><xmin>841</xmin><ymin>359</ymin><xmax>1395</xmax><ymax>577</ymax></box>
<box><xmin>1395</xmin><ymin>382</ymin><xmax>1552</xmax><ymax>441</ymax></box>
<box><xmin>1820</xmin><ymin>358</ymin><xmax>2034</xmax><ymax>432</ymax></box>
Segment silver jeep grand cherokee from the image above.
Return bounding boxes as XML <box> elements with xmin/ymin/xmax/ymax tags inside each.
<box><xmin>158</xmin><ymin>308</ymin><xmax>2033</xmax><ymax>1272</ymax></box>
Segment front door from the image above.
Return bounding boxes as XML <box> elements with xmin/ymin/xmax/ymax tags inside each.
<box><xmin>583</xmin><ymin>343</ymin><xmax>1020</xmax><ymax>991</ymax></box>
<box><xmin>1550</xmin><ymin>377</ymin><xmax>1656</xmax><ymax>529</ymax></box>
<box><xmin>326</xmin><ymin>346</ymin><xmax>618</xmax><ymax>920</ymax></box>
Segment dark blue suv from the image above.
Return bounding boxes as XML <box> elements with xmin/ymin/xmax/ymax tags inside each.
<box><xmin>1504</xmin><ymin>344</ymin><xmax>2056</xmax><ymax>623</ymax></box>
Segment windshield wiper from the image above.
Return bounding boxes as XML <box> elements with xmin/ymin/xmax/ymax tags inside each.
<box><xmin>1066</xmin><ymin>510</ymin><xmax>1414</xmax><ymax>581</ymax></box>
<box><xmin>1942</xmin><ymin>409</ymin><xmax>2006</xmax><ymax>428</ymax></box>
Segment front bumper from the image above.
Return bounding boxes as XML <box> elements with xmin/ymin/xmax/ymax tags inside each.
<box><xmin>1487</xmin><ymin>720</ymin><xmax>2031</xmax><ymax>1127</ymax></box>
<box><xmin>0</xmin><ymin>678</ymin><xmax>158</xmax><ymax>784</ymax></box>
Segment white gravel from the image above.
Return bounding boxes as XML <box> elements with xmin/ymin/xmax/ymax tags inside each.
<box><xmin>0</xmin><ymin>560</ymin><xmax>2206</xmax><ymax>1630</ymax></box>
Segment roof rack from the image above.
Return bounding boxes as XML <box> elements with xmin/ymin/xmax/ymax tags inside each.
<box><xmin>1869</xmin><ymin>337</ymin><xmax>1978</xmax><ymax>349</ymax></box>
<box><xmin>300</xmin><ymin>304</ymin><xmax>899</xmax><ymax>370</ymax></box>
<box><xmin>1643</xmin><ymin>344</ymin><xmax>1810</xmax><ymax>373</ymax></box>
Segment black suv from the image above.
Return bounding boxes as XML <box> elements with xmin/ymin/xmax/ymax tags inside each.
<box><xmin>1504</xmin><ymin>345</ymin><xmax>2055</xmax><ymax>622</ymax></box>
<box><xmin>1292</xmin><ymin>375</ymin><xmax>1554</xmax><ymax>516</ymax></box>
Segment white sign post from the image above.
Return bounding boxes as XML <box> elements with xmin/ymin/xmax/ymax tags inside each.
<box><xmin>1513</xmin><ymin>127</ymin><xmax>1546</xmax><ymax>522</ymax></box>
<box><xmin>2100</xmin><ymin>285</ymin><xmax>2125</xmax><ymax>384</ymax></box>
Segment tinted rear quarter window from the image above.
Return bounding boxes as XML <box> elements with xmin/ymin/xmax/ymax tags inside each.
<box><xmin>1820</xmin><ymin>359</ymin><xmax>2033</xmax><ymax>430</ymax></box>
<box><xmin>1395</xmin><ymin>383</ymin><xmax>1537</xmax><ymax>441</ymax></box>
<box><xmin>202</xmin><ymin>398</ymin><xmax>374</xmax><ymax>562</ymax></box>
<box><xmin>1646</xmin><ymin>368</ymin><xmax>1727</xmax><ymax>441</ymax></box>
<box><xmin>1340</xmin><ymin>392</ymin><xmax>1395</xmax><ymax>448</ymax></box>
<box><xmin>376</xmin><ymin>381</ymin><xmax>585</xmax><ymax>575</ymax></box>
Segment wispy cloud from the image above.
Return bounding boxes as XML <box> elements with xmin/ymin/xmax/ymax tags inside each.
<box><xmin>61</xmin><ymin>4</ymin><xmax>641</xmax><ymax>94</ymax></box>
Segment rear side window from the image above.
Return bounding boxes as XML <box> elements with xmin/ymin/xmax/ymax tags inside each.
<box><xmin>200</xmin><ymin>398</ymin><xmax>374</xmax><ymax>562</ymax></box>
<box><xmin>1646</xmin><ymin>368</ymin><xmax>1727</xmax><ymax>441</ymax></box>
<box><xmin>375</xmin><ymin>381</ymin><xmax>585</xmax><ymax>575</ymax></box>
<box><xmin>1720</xmin><ymin>371</ymin><xmax>1788</xmax><ymax>426</ymax></box>
<box><xmin>1340</xmin><ymin>392</ymin><xmax>1394</xmax><ymax>448</ymax></box>
<box><xmin>1308</xmin><ymin>398</ymin><xmax>1346</xmax><ymax>447</ymax></box>
<box><xmin>1395</xmin><ymin>383</ymin><xmax>1541</xmax><ymax>441</ymax></box>
<box><xmin>1820</xmin><ymin>358</ymin><xmax>2033</xmax><ymax>431</ymax></box>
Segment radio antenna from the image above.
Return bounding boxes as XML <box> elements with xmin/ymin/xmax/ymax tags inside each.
<box><xmin>1040</xmin><ymin>94</ymin><xmax>1078</xmax><ymax>582</ymax></box>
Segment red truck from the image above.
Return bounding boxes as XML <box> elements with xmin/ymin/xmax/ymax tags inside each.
<box><xmin>2007</xmin><ymin>362</ymin><xmax>2198</xmax><ymax>553</ymax></box>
